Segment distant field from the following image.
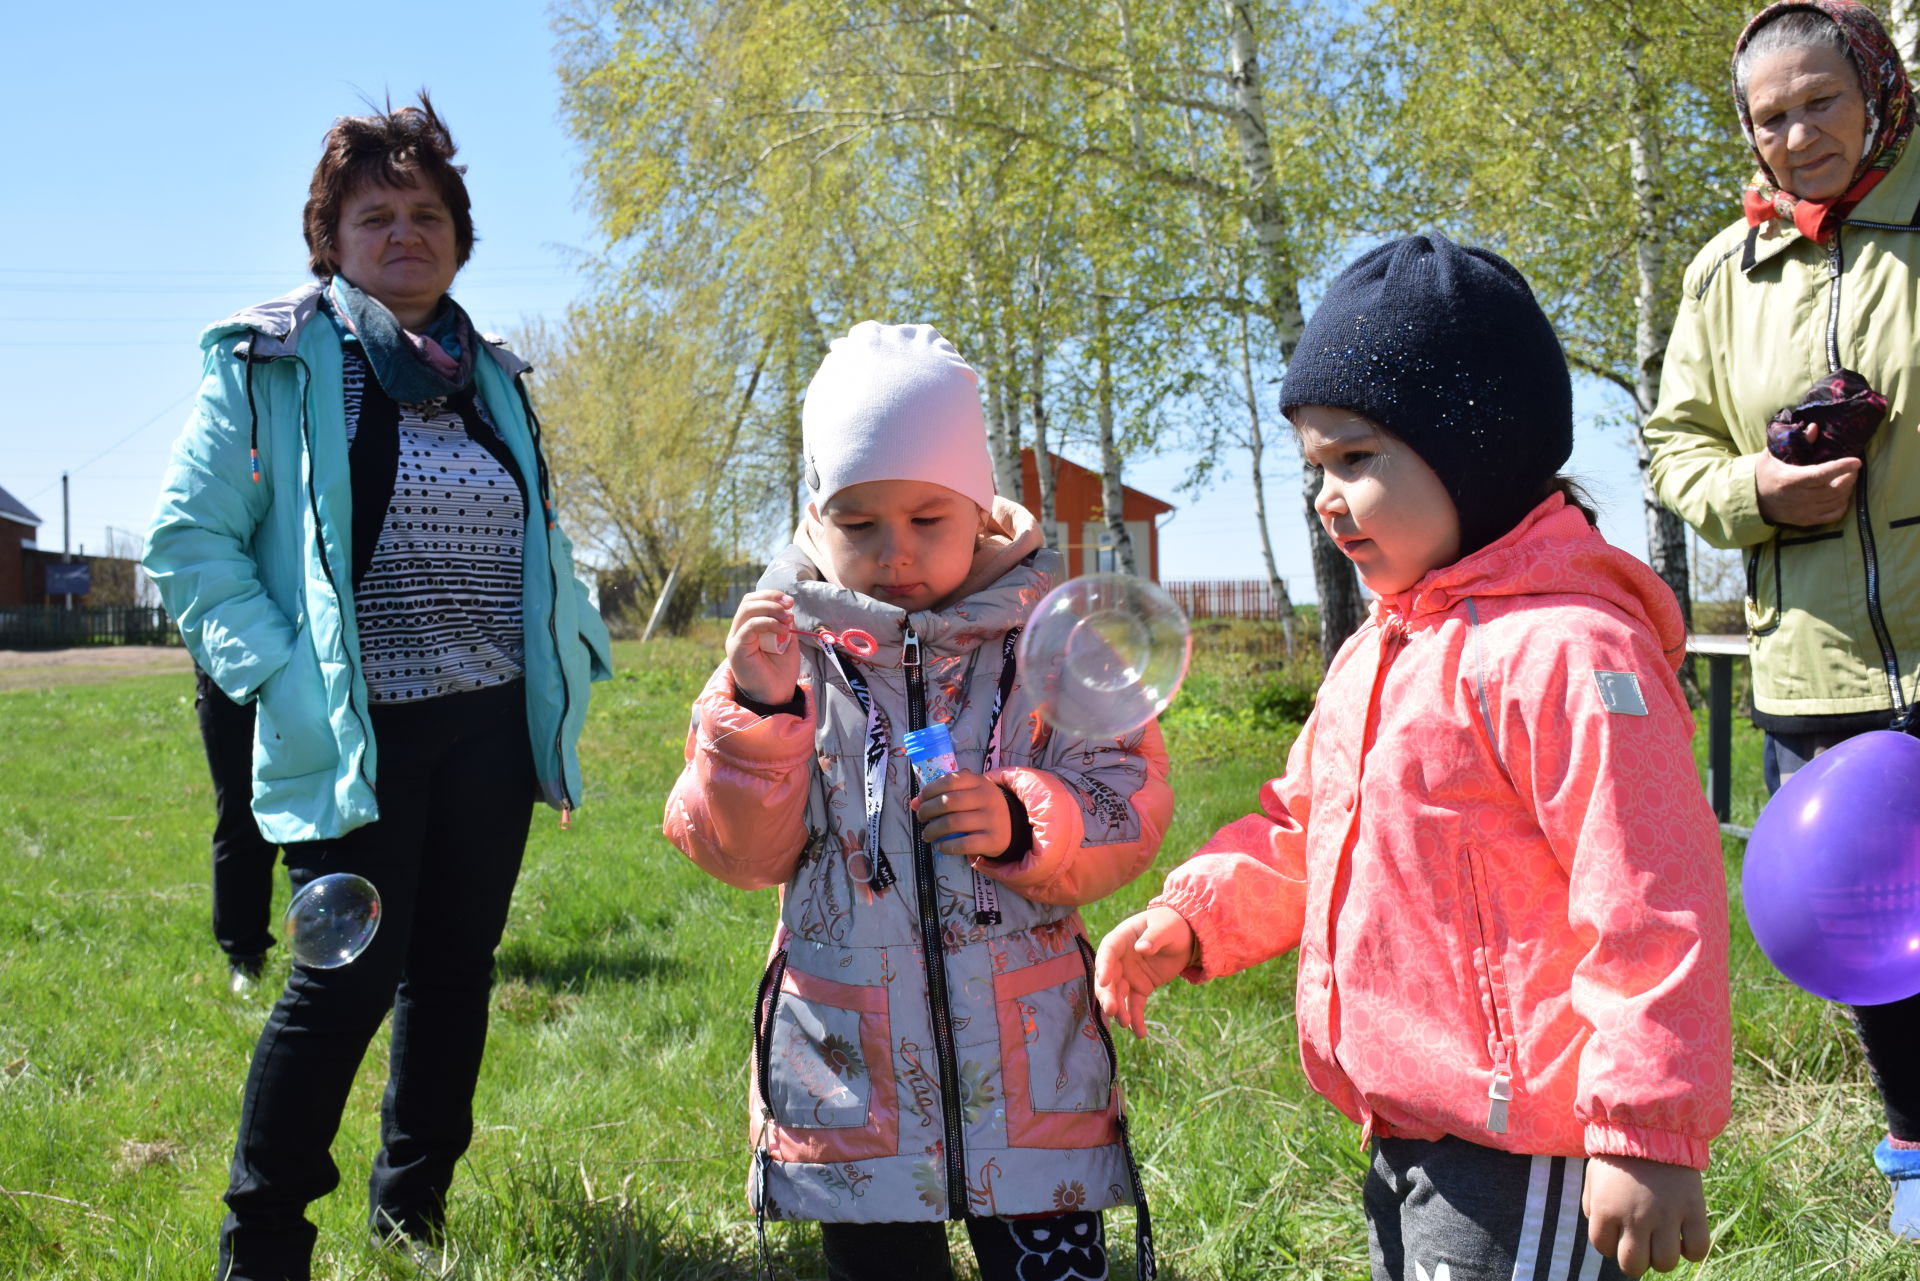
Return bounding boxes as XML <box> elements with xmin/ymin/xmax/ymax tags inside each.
<box><xmin>0</xmin><ymin>627</ymin><xmax>1910</xmax><ymax>1279</ymax></box>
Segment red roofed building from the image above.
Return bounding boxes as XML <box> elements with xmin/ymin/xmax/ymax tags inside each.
<box><xmin>1017</xmin><ymin>450</ymin><xmax>1174</xmax><ymax>582</ymax></box>
<box><xmin>0</xmin><ymin>484</ymin><xmax>42</xmax><ymax>608</ymax></box>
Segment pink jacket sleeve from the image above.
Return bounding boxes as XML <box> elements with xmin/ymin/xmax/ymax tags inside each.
<box><xmin>1147</xmin><ymin>712</ymin><xmax>1316</xmax><ymax>981</ymax></box>
<box><xmin>982</xmin><ymin>719</ymin><xmax>1175</xmax><ymax>906</ymax></box>
<box><xmin>1499</xmin><ymin>617</ymin><xmax>1732</xmax><ymax>1170</ymax></box>
<box><xmin>662</xmin><ymin>666</ymin><xmax>817</xmax><ymax>892</ymax></box>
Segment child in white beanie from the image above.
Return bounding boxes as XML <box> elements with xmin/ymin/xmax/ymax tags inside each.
<box><xmin>664</xmin><ymin>322</ymin><xmax>1173</xmax><ymax>1281</ymax></box>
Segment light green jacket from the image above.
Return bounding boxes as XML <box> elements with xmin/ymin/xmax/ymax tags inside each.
<box><xmin>145</xmin><ymin>285</ymin><xmax>613</xmax><ymax>843</ymax></box>
<box><xmin>1646</xmin><ymin>141</ymin><xmax>1920</xmax><ymax>725</ymax></box>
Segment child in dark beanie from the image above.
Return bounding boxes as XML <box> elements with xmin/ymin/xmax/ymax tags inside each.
<box><xmin>1097</xmin><ymin>235</ymin><xmax>1731</xmax><ymax>1280</ymax></box>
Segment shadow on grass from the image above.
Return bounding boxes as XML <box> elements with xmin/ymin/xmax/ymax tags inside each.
<box><xmin>447</xmin><ymin>1161</ymin><xmax>824</xmax><ymax>1281</ymax></box>
<box><xmin>495</xmin><ymin>937</ymin><xmax>685</xmax><ymax>991</ymax></box>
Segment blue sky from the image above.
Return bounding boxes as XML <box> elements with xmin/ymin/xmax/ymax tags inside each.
<box><xmin>1</xmin><ymin>2</ymin><xmax>1653</xmax><ymax>596</ymax></box>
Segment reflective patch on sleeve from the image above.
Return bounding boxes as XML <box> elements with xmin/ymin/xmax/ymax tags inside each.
<box><xmin>1593</xmin><ymin>670</ymin><xmax>1648</xmax><ymax>715</ymax></box>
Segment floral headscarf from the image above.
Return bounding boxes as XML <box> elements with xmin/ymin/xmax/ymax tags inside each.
<box><xmin>1735</xmin><ymin>0</ymin><xmax>1915</xmax><ymax>242</ymax></box>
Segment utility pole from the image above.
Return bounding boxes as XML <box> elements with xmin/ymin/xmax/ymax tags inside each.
<box><xmin>62</xmin><ymin>472</ymin><xmax>72</xmax><ymax>612</ymax></box>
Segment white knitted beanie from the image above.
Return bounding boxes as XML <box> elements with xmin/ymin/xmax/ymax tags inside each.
<box><xmin>802</xmin><ymin>322</ymin><xmax>996</xmax><ymax>512</ymax></box>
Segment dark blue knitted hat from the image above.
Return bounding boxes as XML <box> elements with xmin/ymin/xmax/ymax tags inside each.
<box><xmin>1281</xmin><ymin>234</ymin><xmax>1574</xmax><ymax>555</ymax></box>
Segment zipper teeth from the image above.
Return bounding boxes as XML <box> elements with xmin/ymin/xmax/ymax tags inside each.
<box><xmin>286</xmin><ymin>353</ymin><xmax>375</xmax><ymax>791</ymax></box>
<box><xmin>1074</xmin><ymin>935</ymin><xmax>1120</xmax><ymax>1083</ymax></box>
<box><xmin>516</xmin><ymin>379</ymin><xmax>574</xmax><ymax>809</ymax></box>
<box><xmin>905</xmin><ymin>630</ymin><xmax>967</xmax><ymax>1217</ymax></box>
<box><xmin>1823</xmin><ymin>232</ymin><xmax>1908</xmax><ymax>721</ymax></box>
<box><xmin>754</xmin><ymin>950</ymin><xmax>789</xmax><ymax>1115</ymax></box>
<box><xmin>1826</xmin><ymin>238</ymin><xmax>1843</xmax><ymax>373</ymax></box>
<box><xmin>1855</xmin><ymin>460</ymin><xmax>1908</xmax><ymax>718</ymax></box>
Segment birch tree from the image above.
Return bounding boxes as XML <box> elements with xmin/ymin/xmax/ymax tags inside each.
<box><xmin>1371</xmin><ymin>0</ymin><xmax>1752</xmax><ymax>631</ymax></box>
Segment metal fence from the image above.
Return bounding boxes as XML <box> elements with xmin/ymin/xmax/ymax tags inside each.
<box><xmin>0</xmin><ymin>606</ymin><xmax>179</xmax><ymax>650</ymax></box>
<box><xmin>1160</xmin><ymin>579</ymin><xmax>1291</xmax><ymax>621</ymax></box>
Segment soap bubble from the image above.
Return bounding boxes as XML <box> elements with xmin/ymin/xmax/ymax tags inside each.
<box><xmin>283</xmin><ymin>873</ymin><xmax>382</xmax><ymax>969</ymax></box>
<box><xmin>1018</xmin><ymin>574</ymin><xmax>1191</xmax><ymax>738</ymax></box>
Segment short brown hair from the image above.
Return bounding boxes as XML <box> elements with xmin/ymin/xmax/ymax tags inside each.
<box><xmin>303</xmin><ymin>92</ymin><xmax>475</xmax><ymax>279</ymax></box>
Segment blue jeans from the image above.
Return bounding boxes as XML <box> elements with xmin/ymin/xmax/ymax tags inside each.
<box><xmin>215</xmin><ymin>682</ymin><xmax>534</xmax><ymax>1281</ymax></box>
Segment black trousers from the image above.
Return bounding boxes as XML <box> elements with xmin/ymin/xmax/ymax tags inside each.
<box><xmin>820</xmin><ymin>1212</ymin><xmax>1108</xmax><ymax>1281</ymax></box>
<box><xmin>194</xmin><ymin>665</ymin><xmax>278</xmax><ymax>961</ymax></box>
<box><xmin>216</xmin><ymin>682</ymin><xmax>535</xmax><ymax>1281</ymax></box>
<box><xmin>1765</xmin><ymin>729</ymin><xmax>1920</xmax><ymax>1141</ymax></box>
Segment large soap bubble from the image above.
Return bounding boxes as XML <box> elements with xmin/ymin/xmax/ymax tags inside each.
<box><xmin>1743</xmin><ymin>730</ymin><xmax>1920</xmax><ymax>1006</ymax></box>
<box><xmin>283</xmin><ymin>873</ymin><xmax>383</xmax><ymax>969</ymax></box>
<box><xmin>1018</xmin><ymin>574</ymin><xmax>1191</xmax><ymax>739</ymax></box>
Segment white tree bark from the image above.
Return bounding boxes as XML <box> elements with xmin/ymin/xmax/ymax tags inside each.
<box><xmin>1625</xmin><ymin>39</ymin><xmax>1693</xmax><ymax>631</ymax></box>
<box><xmin>1892</xmin><ymin>0</ymin><xmax>1920</xmax><ymax>68</ymax></box>
<box><xmin>1223</xmin><ymin>0</ymin><xmax>1361</xmax><ymax>662</ymax></box>
<box><xmin>1094</xmin><ymin>280</ymin><xmax>1139</xmax><ymax>576</ymax></box>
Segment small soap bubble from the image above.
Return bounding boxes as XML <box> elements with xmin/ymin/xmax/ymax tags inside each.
<box><xmin>1018</xmin><ymin>574</ymin><xmax>1192</xmax><ymax>739</ymax></box>
<box><xmin>283</xmin><ymin>873</ymin><xmax>382</xmax><ymax>969</ymax></box>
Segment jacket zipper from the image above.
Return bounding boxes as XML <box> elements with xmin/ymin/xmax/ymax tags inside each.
<box><xmin>904</xmin><ymin>626</ymin><xmax>969</xmax><ymax>1217</ymax></box>
<box><xmin>1461</xmin><ymin>843</ymin><xmax>1516</xmax><ymax>1133</ymax></box>
<box><xmin>513</xmin><ymin>377</ymin><xmax>576</xmax><ymax>813</ymax></box>
<box><xmin>1824</xmin><ymin>232</ymin><xmax>1911</xmax><ymax>726</ymax></box>
<box><xmin>271</xmin><ymin>349</ymin><xmax>375</xmax><ymax>794</ymax></box>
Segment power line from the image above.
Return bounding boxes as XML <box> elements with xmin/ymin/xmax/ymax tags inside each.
<box><xmin>21</xmin><ymin>391</ymin><xmax>195</xmax><ymax>502</ymax></box>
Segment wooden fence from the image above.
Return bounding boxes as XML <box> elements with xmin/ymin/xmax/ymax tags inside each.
<box><xmin>0</xmin><ymin>606</ymin><xmax>179</xmax><ymax>650</ymax></box>
<box><xmin>1160</xmin><ymin>579</ymin><xmax>1290</xmax><ymax>621</ymax></box>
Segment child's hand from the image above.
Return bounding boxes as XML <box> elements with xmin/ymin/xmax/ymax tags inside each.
<box><xmin>911</xmin><ymin>772</ymin><xmax>1012</xmax><ymax>858</ymax></box>
<box><xmin>1582</xmin><ymin>1155</ymin><xmax>1710</xmax><ymax>1276</ymax></box>
<box><xmin>726</xmin><ymin>590</ymin><xmax>802</xmax><ymax>706</ymax></box>
<box><xmin>1094</xmin><ymin>907</ymin><xmax>1196</xmax><ymax>1040</ymax></box>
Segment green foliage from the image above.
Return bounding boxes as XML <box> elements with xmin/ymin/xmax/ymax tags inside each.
<box><xmin>1</xmin><ymin>636</ymin><xmax>1913</xmax><ymax>1277</ymax></box>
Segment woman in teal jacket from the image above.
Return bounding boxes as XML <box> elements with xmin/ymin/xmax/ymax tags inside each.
<box><xmin>144</xmin><ymin>97</ymin><xmax>610</xmax><ymax>1281</ymax></box>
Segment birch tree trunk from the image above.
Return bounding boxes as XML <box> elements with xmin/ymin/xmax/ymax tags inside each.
<box><xmin>1626</xmin><ymin>41</ymin><xmax>1693</xmax><ymax>634</ymax></box>
<box><xmin>1223</xmin><ymin>0</ymin><xmax>1362</xmax><ymax>663</ymax></box>
<box><xmin>1028</xmin><ymin>294</ymin><xmax>1056</xmax><ymax>543</ymax></box>
<box><xmin>1094</xmin><ymin>281</ymin><xmax>1138</xmax><ymax>575</ymax></box>
<box><xmin>1893</xmin><ymin>0</ymin><xmax>1920</xmax><ymax>67</ymax></box>
<box><xmin>1238</xmin><ymin>309</ymin><xmax>1296</xmax><ymax>655</ymax></box>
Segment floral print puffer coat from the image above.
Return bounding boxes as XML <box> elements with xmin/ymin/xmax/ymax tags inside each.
<box><xmin>665</xmin><ymin>499</ymin><xmax>1173</xmax><ymax>1223</ymax></box>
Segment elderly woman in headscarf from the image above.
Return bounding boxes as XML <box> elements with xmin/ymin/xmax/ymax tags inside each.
<box><xmin>1644</xmin><ymin>0</ymin><xmax>1920</xmax><ymax>1238</ymax></box>
<box><xmin>145</xmin><ymin>96</ymin><xmax>612</xmax><ymax>1280</ymax></box>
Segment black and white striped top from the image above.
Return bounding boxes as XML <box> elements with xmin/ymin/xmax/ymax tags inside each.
<box><xmin>342</xmin><ymin>344</ymin><xmax>526</xmax><ymax>704</ymax></box>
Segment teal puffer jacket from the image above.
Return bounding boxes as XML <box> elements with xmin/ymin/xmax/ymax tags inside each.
<box><xmin>144</xmin><ymin>285</ymin><xmax>613</xmax><ymax>843</ymax></box>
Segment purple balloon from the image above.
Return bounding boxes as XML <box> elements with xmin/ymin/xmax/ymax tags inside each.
<box><xmin>1744</xmin><ymin>730</ymin><xmax>1920</xmax><ymax>1005</ymax></box>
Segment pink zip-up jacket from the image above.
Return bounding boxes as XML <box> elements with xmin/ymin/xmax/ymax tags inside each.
<box><xmin>1153</xmin><ymin>495</ymin><xmax>1731</xmax><ymax>1169</ymax></box>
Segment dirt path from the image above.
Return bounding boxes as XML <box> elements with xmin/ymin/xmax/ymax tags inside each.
<box><xmin>0</xmin><ymin>645</ymin><xmax>195</xmax><ymax>693</ymax></box>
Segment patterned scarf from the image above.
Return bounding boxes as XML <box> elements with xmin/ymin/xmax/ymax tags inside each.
<box><xmin>327</xmin><ymin>275</ymin><xmax>477</xmax><ymax>404</ymax></box>
<box><xmin>1735</xmin><ymin>0</ymin><xmax>1915</xmax><ymax>243</ymax></box>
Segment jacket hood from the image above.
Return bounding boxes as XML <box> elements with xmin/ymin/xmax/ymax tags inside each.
<box><xmin>1375</xmin><ymin>493</ymin><xmax>1689</xmax><ymax>670</ymax></box>
<box><xmin>199</xmin><ymin>282</ymin><xmax>532</xmax><ymax>378</ymax></box>
<box><xmin>761</xmin><ymin>495</ymin><xmax>1053</xmax><ymax>668</ymax></box>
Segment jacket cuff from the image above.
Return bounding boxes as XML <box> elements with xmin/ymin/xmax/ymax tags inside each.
<box><xmin>1145</xmin><ymin>884</ymin><xmax>1217</xmax><ymax>983</ymax></box>
<box><xmin>1720</xmin><ymin>452</ymin><xmax>1772</xmax><ymax>543</ymax></box>
<box><xmin>695</xmin><ymin>680</ymin><xmax>816</xmax><ymax>769</ymax></box>
<box><xmin>731</xmin><ymin>680</ymin><xmax>807</xmax><ymax>720</ymax></box>
<box><xmin>976</xmin><ymin>767</ymin><xmax>1085</xmax><ymax>890</ymax></box>
<box><xmin>1584</xmin><ymin>1122</ymin><xmax>1710</xmax><ymax>1171</ymax></box>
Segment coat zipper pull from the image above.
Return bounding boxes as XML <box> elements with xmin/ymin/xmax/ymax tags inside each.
<box><xmin>559</xmin><ymin>802</ymin><xmax>572</xmax><ymax>831</ymax></box>
<box><xmin>902</xmin><ymin>627</ymin><xmax>921</xmax><ymax>669</ymax></box>
<box><xmin>1487</xmin><ymin>1043</ymin><xmax>1513</xmax><ymax>1133</ymax></box>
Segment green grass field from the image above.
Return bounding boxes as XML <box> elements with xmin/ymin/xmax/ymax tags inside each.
<box><xmin>0</xmin><ymin>625</ymin><xmax>1912</xmax><ymax>1279</ymax></box>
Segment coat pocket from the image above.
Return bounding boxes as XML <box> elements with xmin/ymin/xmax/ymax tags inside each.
<box><xmin>753</xmin><ymin>949</ymin><xmax>899</xmax><ymax>1163</ymax></box>
<box><xmin>992</xmin><ymin>940</ymin><xmax>1117</xmax><ymax>1150</ymax></box>
<box><xmin>251</xmin><ymin>625</ymin><xmax>337</xmax><ymax>781</ymax></box>
<box><xmin>1744</xmin><ymin>539</ymin><xmax>1782</xmax><ymax>637</ymax></box>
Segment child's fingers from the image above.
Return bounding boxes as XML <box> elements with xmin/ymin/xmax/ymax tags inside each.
<box><xmin>1612</xmin><ymin>1221</ymin><xmax>1649</xmax><ymax>1278</ymax></box>
<box><xmin>1680</xmin><ymin>1198</ymin><xmax>1710</xmax><ymax>1263</ymax></box>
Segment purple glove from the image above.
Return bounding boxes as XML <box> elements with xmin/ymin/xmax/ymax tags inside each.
<box><xmin>1766</xmin><ymin>368</ymin><xmax>1889</xmax><ymax>465</ymax></box>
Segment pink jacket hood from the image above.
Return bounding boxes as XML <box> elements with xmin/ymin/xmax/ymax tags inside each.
<box><xmin>1153</xmin><ymin>493</ymin><xmax>1730</xmax><ymax>1169</ymax></box>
